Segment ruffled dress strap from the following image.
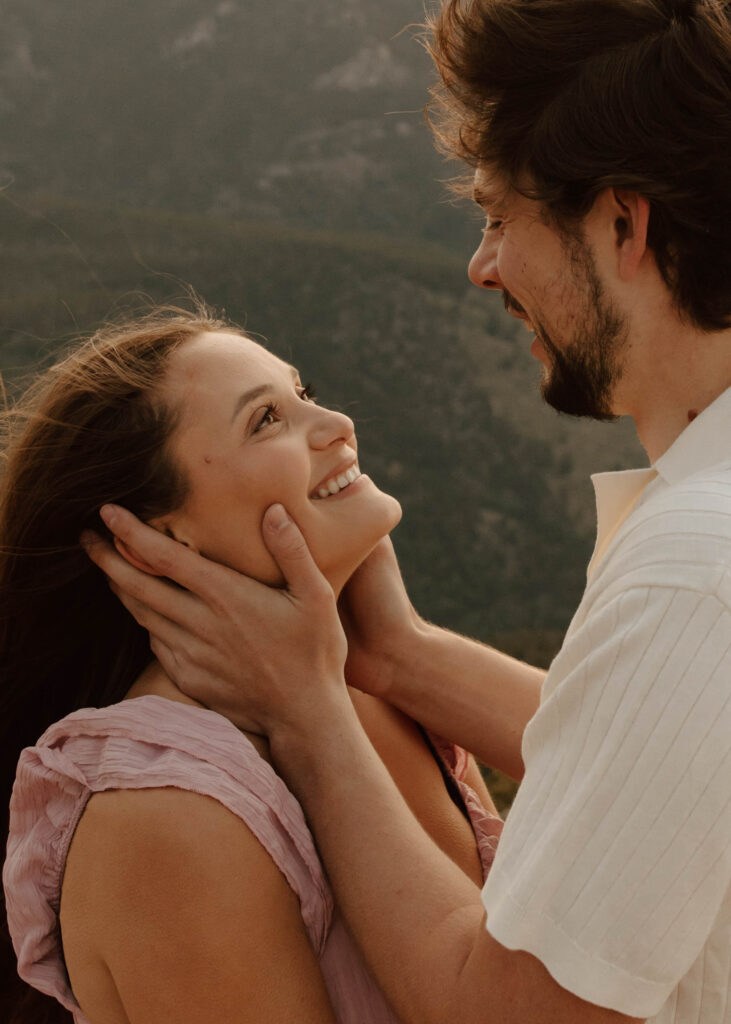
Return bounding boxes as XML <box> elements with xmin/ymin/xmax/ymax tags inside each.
<box><xmin>3</xmin><ymin>696</ymin><xmax>333</xmax><ymax>1019</ymax></box>
<box><xmin>425</xmin><ymin>730</ymin><xmax>503</xmax><ymax>878</ymax></box>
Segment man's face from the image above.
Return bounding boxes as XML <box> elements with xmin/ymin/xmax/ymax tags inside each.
<box><xmin>468</xmin><ymin>168</ymin><xmax>628</xmax><ymax>420</ymax></box>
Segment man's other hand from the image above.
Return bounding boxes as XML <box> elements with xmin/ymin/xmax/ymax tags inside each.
<box><xmin>339</xmin><ymin>537</ymin><xmax>426</xmax><ymax>700</ymax></box>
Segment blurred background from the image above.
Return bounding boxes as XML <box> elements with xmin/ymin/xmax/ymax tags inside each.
<box><xmin>0</xmin><ymin>0</ymin><xmax>644</xmax><ymax>798</ymax></box>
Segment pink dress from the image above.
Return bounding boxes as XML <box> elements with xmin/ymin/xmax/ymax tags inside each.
<box><xmin>3</xmin><ymin>695</ymin><xmax>503</xmax><ymax>1023</ymax></box>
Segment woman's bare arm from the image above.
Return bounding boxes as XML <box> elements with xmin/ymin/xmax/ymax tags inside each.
<box><xmin>381</xmin><ymin>625</ymin><xmax>543</xmax><ymax>780</ymax></box>
<box><xmin>60</xmin><ymin>787</ymin><xmax>338</xmax><ymax>1024</ymax></box>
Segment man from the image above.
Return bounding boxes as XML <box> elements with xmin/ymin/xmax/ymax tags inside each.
<box><xmin>87</xmin><ymin>0</ymin><xmax>731</xmax><ymax>1020</ymax></box>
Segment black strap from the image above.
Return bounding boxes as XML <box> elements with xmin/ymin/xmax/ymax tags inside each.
<box><xmin>416</xmin><ymin>724</ymin><xmax>472</xmax><ymax>824</ymax></box>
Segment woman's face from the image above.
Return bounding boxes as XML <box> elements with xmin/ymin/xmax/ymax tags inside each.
<box><xmin>156</xmin><ymin>331</ymin><xmax>401</xmax><ymax>593</ymax></box>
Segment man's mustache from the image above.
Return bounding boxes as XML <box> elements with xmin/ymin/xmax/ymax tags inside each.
<box><xmin>502</xmin><ymin>291</ymin><xmax>527</xmax><ymax>318</ymax></box>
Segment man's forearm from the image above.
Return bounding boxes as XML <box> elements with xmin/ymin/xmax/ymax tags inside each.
<box><xmin>270</xmin><ymin>693</ymin><xmax>643</xmax><ymax>1024</ymax></box>
<box><xmin>385</xmin><ymin>624</ymin><xmax>545</xmax><ymax>779</ymax></box>
<box><xmin>271</xmin><ymin>696</ymin><xmax>488</xmax><ymax>1024</ymax></box>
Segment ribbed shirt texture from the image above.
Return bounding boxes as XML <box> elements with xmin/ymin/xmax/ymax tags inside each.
<box><xmin>482</xmin><ymin>387</ymin><xmax>731</xmax><ymax>1022</ymax></box>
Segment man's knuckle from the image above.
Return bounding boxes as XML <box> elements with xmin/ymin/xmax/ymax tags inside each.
<box><xmin>312</xmin><ymin>585</ymin><xmax>336</xmax><ymax>612</ymax></box>
<box><xmin>154</xmin><ymin>553</ymin><xmax>174</xmax><ymax>578</ymax></box>
<box><xmin>131</xmin><ymin>605</ymin><xmax>150</xmax><ymax>629</ymax></box>
<box><xmin>126</xmin><ymin>577</ymin><xmax>150</xmax><ymax>604</ymax></box>
<box><xmin>197</xmin><ymin>621</ymin><xmax>218</xmax><ymax>649</ymax></box>
<box><xmin>282</xmin><ymin>540</ymin><xmax>309</xmax><ymax>562</ymax></box>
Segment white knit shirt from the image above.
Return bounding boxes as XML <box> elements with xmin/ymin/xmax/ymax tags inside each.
<box><xmin>482</xmin><ymin>387</ymin><xmax>731</xmax><ymax>1022</ymax></box>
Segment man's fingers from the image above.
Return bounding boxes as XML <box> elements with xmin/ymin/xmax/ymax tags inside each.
<box><xmin>98</xmin><ymin>504</ymin><xmax>231</xmax><ymax>599</ymax></box>
<box><xmin>83</xmin><ymin>531</ymin><xmax>201</xmax><ymax>628</ymax></box>
<box><xmin>147</xmin><ymin>635</ymin><xmax>206</xmax><ymax>703</ymax></box>
<box><xmin>109</xmin><ymin>580</ymin><xmax>194</xmax><ymax>652</ymax></box>
<box><xmin>262</xmin><ymin>504</ymin><xmax>331</xmax><ymax>600</ymax></box>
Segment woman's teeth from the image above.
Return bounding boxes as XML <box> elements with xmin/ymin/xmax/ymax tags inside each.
<box><xmin>317</xmin><ymin>465</ymin><xmax>360</xmax><ymax>499</ymax></box>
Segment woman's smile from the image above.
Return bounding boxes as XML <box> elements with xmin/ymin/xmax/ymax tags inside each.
<box><xmin>311</xmin><ymin>461</ymin><xmax>361</xmax><ymax>499</ymax></box>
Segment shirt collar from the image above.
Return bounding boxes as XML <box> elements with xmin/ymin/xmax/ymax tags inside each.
<box><xmin>586</xmin><ymin>385</ymin><xmax>731</xmax><ymax>581</ymax></box>
<box><xmin>587</xmin><ymin>467</ymin><xmax>658</xmax><ymax>580</ymax></box>
<box><xmin>653</xmin><ymin>385</ymin><xmax>731</xmax><ymax>485</ymax></box>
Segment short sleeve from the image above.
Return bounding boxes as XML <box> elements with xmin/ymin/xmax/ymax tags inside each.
<box><xmin>481</xmin><ymin>583</ymin><xmax>731</xmax><ymax>1019</ymax></box>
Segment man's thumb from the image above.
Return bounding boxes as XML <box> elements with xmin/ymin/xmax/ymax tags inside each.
<box><xmin>262</xmin><ymin>504</ymin><xmax>324</xmax><ymax>593</ymax></box>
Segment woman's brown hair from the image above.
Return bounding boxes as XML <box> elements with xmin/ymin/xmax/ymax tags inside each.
<box><xmin>0</xmin><ymin>304</ymin><xmax>234</xmax><ymax>1023</ymax></box>
<box><xmin>427</xmin><ymin>0</ymin><xmax>731</xmax><ymax>331</ymax></box>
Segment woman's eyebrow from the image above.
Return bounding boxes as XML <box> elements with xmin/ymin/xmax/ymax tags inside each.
<box><xmin>230</xmin><ymin>384</ymin><xmax>272</xmax><ymax>423</ymax></box>
<box><xmin>229</xmin><ymin>368</ymin><xmax>300</xmax><ymax>422</ymax></box>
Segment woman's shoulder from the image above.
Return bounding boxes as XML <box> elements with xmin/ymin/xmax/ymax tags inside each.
<box><xmin>4</xmin><ymin>695</ymin><xmax>333</xmax><ymax>1017</ymax></box>
<box><xmin>11</xmin><ymin>693</ymin><xmax>331</xmax><ymax>909</ymax></box>
<box><xmin>60</xmin><ymin>785</ymin><xmax>338</xmax><ymax>1024</ymax></box>
<box><xmin>20</xmin><ymin>694</ymin><xmax>287</xmax><ymax>821</ymax></box>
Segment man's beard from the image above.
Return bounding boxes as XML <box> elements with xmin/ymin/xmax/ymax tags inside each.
<box><xmin>504</xmin><ymin>237</ymin><xmax>628</xmax><ymax>421</ymax></box>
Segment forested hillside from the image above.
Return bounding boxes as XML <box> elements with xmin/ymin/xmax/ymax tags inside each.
<box><xmin>0</xmin><ymin>0</ymin><xmax>646</xmax><ymax>664</ymax></box>
<box><xmin>0</xmin><ymin>193</ymin><xmax>644</xmax><ymax>663</ymax></box>
<box><xmin>0</xmin><ymin>0</ymin><xmax>472</xmax><ymax>248</ymax></box>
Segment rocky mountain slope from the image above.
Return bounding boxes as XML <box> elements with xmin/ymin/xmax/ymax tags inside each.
<box><xmin>0</xmin><ymin>194</ymin><xmax>644</xmax><ymax>660</ymax></box>
<box><xmin>1</xmin><ymin>0</ymin><xmax>471</xmax><ymax>247</ymax></box>
<box><xmin>0</xmin><ymin>0</ymin><xmax>645</xmax><ymax>661</ymax></box>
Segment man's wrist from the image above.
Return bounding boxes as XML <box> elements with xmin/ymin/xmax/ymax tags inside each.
<box><xmin>383</xmin><ymin>617</ymin><xmax>440</xmax><ymax>697</ymax></box>
<box><xmin>267</xmin><ymin>687</ymin><xmax>360</xmax><ymax>792</ymax></box>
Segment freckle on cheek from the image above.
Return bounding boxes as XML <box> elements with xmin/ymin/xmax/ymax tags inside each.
<box><xmin>204</xmin><ymin>455</ymin><xmax>213</xmax><ymax>465</ymax></box>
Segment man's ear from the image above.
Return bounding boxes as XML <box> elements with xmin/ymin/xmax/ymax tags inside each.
<box><xmin>113</xmin><ymin>521</ymin><xmax>199</xmax><ymax>577</ymax></box>
<box><xmin>611</xmin><ymin>189</ymin><xmax>651</xmax><ymax>281</ymax></box>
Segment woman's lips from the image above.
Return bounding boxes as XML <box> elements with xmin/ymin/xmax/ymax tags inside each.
<box><xmin>311</xmin><ymin>462</ymin><xmax>360</xmax><ymax>499</ymax></box>
<box><xmin>313</xmin><ymin>472</ymin><xmax>369</xmax><ymax>502</ymax></box>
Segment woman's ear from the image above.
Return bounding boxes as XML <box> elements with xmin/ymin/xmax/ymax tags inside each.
<box><xmin>112</xmin><ymin>519</ymin><xmax>199</xmax><ymax>577</ymax></box>
<box><xmin>113</xmin><ymin>535</ymin><xmax>164</xmax><ymax>576</ymax></box>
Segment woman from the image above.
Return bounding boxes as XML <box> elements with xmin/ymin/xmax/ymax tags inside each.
<box><xmin>1</xmin><ymin>305</ymin><xmax>502</xmax><ymax>1024</ymax></box>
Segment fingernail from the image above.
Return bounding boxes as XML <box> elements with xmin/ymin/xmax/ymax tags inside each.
<box><xmin>79</xmin><ymin>530</ymin><xmax>96</xmax><ymax>550</ymax></box>
<box><xmin>100</xmin><ymin>504</ymin><xmax>118</xmax><ymax>527</ymax></box>
<box><xmin>267</xmin><ymin>503</ymin><xmax>290</xmax><ymax>531</ymax></box>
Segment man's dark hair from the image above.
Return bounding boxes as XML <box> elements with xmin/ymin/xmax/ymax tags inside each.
<box><xmin>427</xmin><ymin>0</ymin><xmax>731</xmax><ymax>331</ymax></box>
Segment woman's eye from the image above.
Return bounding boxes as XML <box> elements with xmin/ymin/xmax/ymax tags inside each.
<box><xmin>298</xmin><ymin>382</ymin><xmax>317</xmax><ymax>403</ymax></box>
<box><xmin>253</xmin><ymin>404</ymin><xmax>278</xmax><ymax>433</ymax></box>
<box><xmin>483</xmin><ymin>217</ymin><xmax>503</xmax><ymax>233</ymax></box>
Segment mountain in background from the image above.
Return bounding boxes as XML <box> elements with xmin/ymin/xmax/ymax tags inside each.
<box><xmin>0</xmin><ymin>0</ymin><xmax>646</xmax><ymax>667</ymax></box>
<box><xmin>0</xmin><ymin>0</ymin><xmax>473</xmax><ymax>248</ymax></box>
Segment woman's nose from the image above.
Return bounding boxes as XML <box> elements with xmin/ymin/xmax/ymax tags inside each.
<box><xmin>308</xmin><ymin>404</ymin><xmax>355</xmax><ymax>448</ymax></box>
<box><xmin>468</xmin><ymin>231</ymin><xmax>503</xmax><ymax>290</ymax></box>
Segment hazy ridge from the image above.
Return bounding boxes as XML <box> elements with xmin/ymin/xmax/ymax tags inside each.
<box><xmin>0</xmin><ymin>193</ymin><xmax>644</xmax><ymax>667</ymax></box>
<box><xmin>0</xmin><ymin>0</ymin><xmax>645</xmax><ymax>667</ymax></box>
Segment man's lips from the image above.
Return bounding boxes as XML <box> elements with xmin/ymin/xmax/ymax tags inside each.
<box><xmin>502</xmin><ymin>291</ymin><xmax>527</xmax><ymax>318</ymax></box>
<box><xmin>503</xmin><ymin>293</ymin><xmax>536</xmax><ymax>332</ymax></box>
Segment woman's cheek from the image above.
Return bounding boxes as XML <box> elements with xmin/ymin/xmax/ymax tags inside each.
<box><xmin>196</xmin><ymin>504</ymin><xmax>278</xmax><ymax>583</ymax></box>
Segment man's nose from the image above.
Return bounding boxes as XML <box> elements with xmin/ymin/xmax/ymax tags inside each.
<box><xmin>467</xmin><ymin>232</ymin><xmax>503</xmax><ymax>290</ymax></box>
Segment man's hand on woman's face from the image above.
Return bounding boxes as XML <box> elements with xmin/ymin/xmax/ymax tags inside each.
<box><xmin>82</xmin><ymin>503</ymin><xmax>348</xmax><ymax>737</ymax></box>
<box><xmin>338</xmin><ymin>538</ymin><xmax>425</xmax><ymax>701</ymax></box>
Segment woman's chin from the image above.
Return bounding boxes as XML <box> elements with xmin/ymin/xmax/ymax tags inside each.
<box><xmin>323</xmin><ymin>498</ymin><xmax>403</xmax><ymax>596</ymax></box>
<box><xmin>212</xmin><ymin>489</ymin><xmax>403</xmax><ymax>595</ymax></box>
